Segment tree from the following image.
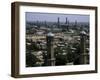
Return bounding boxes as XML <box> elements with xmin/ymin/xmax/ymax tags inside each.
<box><xmin>26</xmin><ymin>52</ymin><xmax>40</xmax><ymax>67</ymax></box>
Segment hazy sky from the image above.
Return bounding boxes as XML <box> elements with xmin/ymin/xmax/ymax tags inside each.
<box><xmin>26</xmin><ymin>12</ymin><xmax>89</xmax><ymax>22</ymax></box>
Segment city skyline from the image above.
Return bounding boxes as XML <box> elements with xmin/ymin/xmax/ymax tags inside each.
<box><xmin>26</xmin><ymin>12</ymin><xmax>90</xmax><ymax>23</ymax></box>
<box><xmin>26</xmin><ymin>12</ymin><xmax>90</xmax><ymax>67</ymax></box>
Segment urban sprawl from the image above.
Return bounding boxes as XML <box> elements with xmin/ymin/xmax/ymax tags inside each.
<box><xmin>26</xmin><ymin>17</ymin><xmax>89</xmax><ymax>67</ymax></box>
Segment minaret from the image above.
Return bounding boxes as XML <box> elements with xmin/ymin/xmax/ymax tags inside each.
<box><xmin>36</xmin><ymin>20</ymin><xmax>40</xmax><ymax>28</ymax></box>
<box><xmin>65</xmin><ymin>17</ymin><xmax>69</xmax><ymax>31</ymax></box>
<box><xmin>44</xmin><ymin>20</ymin><xmax>47</xmax><ymax>27</ymax></box>
<box><xmin>74</xmin><ymin>20</ymin><xmax>77</xmax><ymax>27</ymax></box>
<box><xmin>57</xmin><ymin>17</ymin><xmax>60</xmax><ymax>28</ymax></box>
<box><xmin>80</xmin><ymin>31</ymin><xmax>87</xmax><ymax>64</ymax></box>
<box><xmin>46</xmin><ymin>32</ymin><xmax>55</xmax><ymax>66</ymax></box>
<box><xmin>65</xmin><ymin>17</ymin><xmax>68</xmax><ymax>24</ymax></box>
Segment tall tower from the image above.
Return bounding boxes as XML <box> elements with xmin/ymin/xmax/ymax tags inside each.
<box><xmin>80</xmin><ymin>31</ymin><xmax>87</xmax><ymax>64</ymax></box>
<box><xmin>57</xmin><ymin>17</ymin><xmax>60</xmax><ymax>28</ymax></box>
<box><xmin>46</xmin><ymin>32</ymin><xmax>55</xmax><ymax>66</ymax></box>
<box><xmin>44</xmin><ymin>20</ymin><xmax>47</xmax><ymax>27</ymax></box>
<box><xmin>74</xmin><ymin>20</ymin><xmax>77</xmax><ymax>27</ymax></box>
<box><xmin>65</xmin><ymin>17</ymin><xmax>68</xmax><ymax>24</ymax></box>
<box><xmin>65</xmin><ymin>17</ymin><xmax>69</xmax><ymax>31</ymax></box>
<box><xmin>36</xmin><ymin>20</ymin><xmax>40</xmax><ymax>28</ymax></box>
